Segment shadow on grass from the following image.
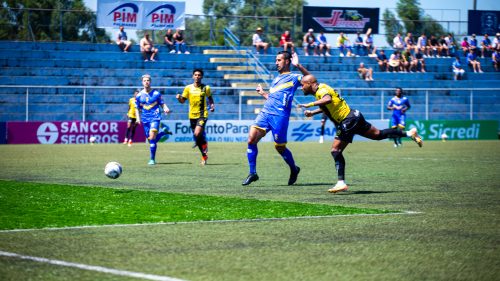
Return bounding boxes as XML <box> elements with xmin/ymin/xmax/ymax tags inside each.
<box><xmin>338</xmin><ymin>190</ymin><xmax>395</xmax><ymax>195</ymax></box>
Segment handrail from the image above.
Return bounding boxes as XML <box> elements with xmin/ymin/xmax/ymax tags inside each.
<box><xmin>223</xmin><ymin>27</ymin><xmax>240</xmax><ymax>49</ymax></box>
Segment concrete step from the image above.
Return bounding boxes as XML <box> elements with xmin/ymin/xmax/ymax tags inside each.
<box><xmin>203</xmin><ymin>49</ymin><xmax>247</xmax><ymax>55</ymax></box>
<box><xmin>217</xmin><ymin>65</ymin><xmax>255</xmax><ymax>71</ymax></box>
<box><xmin>239</xmin><ymin>91</ymin><xmax>260</xmax><ymax>96</ymax></box>
<box><xmin>224</xmin><ymin>74</ymin><xmax>258</xmax><ymax>80</ymax></box>
<box><xmin>247</xmin><ymin>99</ymin><xmax>265</xmax><ymax>105</ymax></box>
<box><xmin>210</xmin><ymin>57</ymin><xmax>247</xmax><ymax>63</ymax></box>
<box><xmin>231</xmin><ymin>82</ymin><xmax>259</xmax><ymax>88</ymax></box>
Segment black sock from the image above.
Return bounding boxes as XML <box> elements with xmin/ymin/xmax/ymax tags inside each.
<box><xmin>331</xmin><ymin>151</ymin><xmax>345</xmax><ymax>181</ymax></box>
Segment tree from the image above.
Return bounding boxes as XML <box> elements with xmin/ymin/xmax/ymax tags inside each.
<box><xmin>0</xmin><ymin>0</ymin><xmax>110</xmax><ymax>42</ymax></box>
<box><xmin>382</xmin><ymin>0</ymin><xmax>447</xmax><ymax>45</ymax></box>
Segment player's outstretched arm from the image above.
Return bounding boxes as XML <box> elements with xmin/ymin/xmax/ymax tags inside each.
<box><xmin>304</xmin><ymin>108</ymin><xmax>323</xmax><ymax>117</ymax></box>
<box><xmin>256</xmin><ymin>84</ymin><xmax>269</xmax><ymax>99</ymax></box>
<box><xmin>162</xmin><ymin>103</ymin><xmax>171</xmax><ymax>114</ymax></box>
<box><xmin>175</xmin><ymin>94</ymin><xmax>186</xmax><ymax>104</ymax></box>
<box><xmin>208</xmin><ymin>96</ymin><xmax>215</xmax><ymax>112</ymax></box>
<box><xmin>291</xmin><ymin>52</ymin><xmax>310</xmax><ymax>75</ymax></box>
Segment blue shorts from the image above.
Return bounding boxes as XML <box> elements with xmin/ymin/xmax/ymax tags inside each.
<box><xmin>391</xmin><ymin>114</ymin><xmax>406</xmax><ymax>128</ymax></box>
<box><xmin>142</xmin><ymin>120</ymin><xmax>160</xmax><ymax>137</ymax></box>
<box><xmin>253</xmin><ymin>112</ymin><xmax>289</xmax><ymax>144</ymax></box>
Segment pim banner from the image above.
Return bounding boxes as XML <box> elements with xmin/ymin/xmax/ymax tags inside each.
<box><xmin>303</xmin><ymin>6</ymin><xmax>379</xmax><ymax>33</ymax></box>
<box><xmin>97</xmin><ymin>0</ymin><xmax>185</xmax><ymax>30</ymax></box>
<box><xmin>468</xmin><ymin>10</ymin><xmax>500</xmax><ymax>35</ymax></box>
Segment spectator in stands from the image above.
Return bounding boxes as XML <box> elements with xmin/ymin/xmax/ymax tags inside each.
<box><xmin>364</xmin><ymin>28</ymin><xmax>377</xmax><ymax>57</ymax></box>
<box><xmin>469</xmin><ymin>34</ymin><xmax>478</xmax><ymax>55</ymax></box>
<box><xmin>414</xmin><ymin>48</ymin><xmax>426</xmax><ymax>72</ymax></box>
<box><xmin>354</xmin><ymin>31</ymin><xmax>365</xmax><ymax>56</ymax></box>
<box><xmin>481</xmin><ymin>34</ymin><xmax>493</xmax><ymax>58</ymax></box>
<box><xmin>357</xmin><ymin>62</ymin><xmax>374</xmax><ymax>81</ymax></box>
<box><xmin>404</xmin><ymin>32</ymin><xmax>415</xmax><ymax>51</ymax></box>
<box><xmin>445</xmin><ymin>33</ymin><xmax>456</xmax><ymax>57</ymax></box>
<box><xmin>164</xmin><ymin>29</ymin><xmax>175</xmax><ymax>54</ymax></box>
<box><xmin>317</xmin><ymin>31</ymin><xmax>332</xmax><ymax>56</ymax></box>
<box><xmin>401</xmin><ymin>48</ymin><xmax>414</xmax><ymax>72</ymax></box>
<box><xmin>467</xmin><ymin>49</ymin><xmax>484</xmax><ymax>73</ymax></box>
<box><xmin>452</xmin><ymin>56</ymin><xmax>465</xmax><ymax>80</ymax></box>
<box><xmin>116</xmin><ymin>26</ymin><xmax>132</xmax><ymax>52</ymax></box>
<box><xmin>303</xmin><ymin>28</ymin><xmax>318</xmax><ymax>56</ymax></box>
<box><xmin>140</xmin><ymin>33</ymin><xmax>158</xmax><ymax>61</ymax></box>
<box><xmin>393</xmin><ymin>33</ymin><xmax>405</xmax><ymax>51</ymax></box>
<box><xmin>439</xmin><ymin>35</ymin><xmax>450</xmax><ymax>57</ymax></box>
<box><xmin>493</xmin><ymin>33</ymin><xmax>500</xmax><ymax>51</ymax></box>
<box><xmin>336</xmin><ymin>32</ymin><xmax>353</xmax><ymax>57</ymax></box>
<box><xmin>428</xmin><ymin>35</ymin><xmax>440</xmax><ymax>57</ymax></box>
<box><xmin>376</xmin><ymin>49</ymin><xmax>388</xmax><ymax>72</ymax></box>
<box><xmin>252</xmin><ymin>27</ymin><xmax>269</xmax><ymax>54</ymax></box>
<box><xmin>388</xmin><ymin>51</ymin><xmax>401</xmax><ymax>72</ymax></box>
<box><xmin>416</xmin><ymin>34</ymin><xmax>429</xmax><ymax>57</ymax></box>
<box><xmin>279</xmin><ymin>30</ymin><xmax>295</xmax><ymax>53</ymax></box>
<box><xmin>461</xmin><ymin>37</ymin><xmax>470</xmax><ymax>56</ymax></box>
<box><xmin>173</xmin><ymin>29</ymin><xmax>190</xmax><ymax>54</ymax></box>
<box><xmin>492</xmin><ymin>49</ymin><xmax>499</xmax><ymax>71</ymax></box>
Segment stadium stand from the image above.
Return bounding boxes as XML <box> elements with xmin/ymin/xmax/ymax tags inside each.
<box><xmin>0</xmin><ymin>41</ymin><xmax>498</xmax><ymax>124</ymax></box>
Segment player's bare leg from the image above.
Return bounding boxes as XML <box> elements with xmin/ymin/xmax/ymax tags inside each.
<box><xmin>328</xmin><ymin>138</ymin><xmax>350</xmax><ymax>193</ymax></box>
<box><xmin>362</xmin><ymin>126</ymin><xmax>422</xmax><ymax>147</ymax></box>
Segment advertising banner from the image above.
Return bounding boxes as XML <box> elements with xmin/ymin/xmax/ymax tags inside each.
<box><xmin>97</xmin><ymin>0</ymin><xmax>185</xmax><ymax>30</ymax></box>
<box><xmin>406</xmin><ymin>120</ymin><xmax>498</xmax><ymax>140</ymax></box>
<box><xmin>7</xmin><ymin>121</ymin><xmax>146</xmax><ymax>144</ymax></box>
<box><xmin>303</xmin><ymin>6</ymin><xmax>379</xmax><ymax>33</ymax></box>
<box><xmin>156</xmin><ymin>120</ymin><xmax>387</xmax><ymax>143</ymax></box>
<box><xmin>468</xmin><ymin>10</ymin><xmax>500</xmax><ymax>35</ymax></box>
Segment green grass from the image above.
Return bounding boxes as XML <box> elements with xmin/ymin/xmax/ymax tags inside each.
<box><xmin>0</xmin><ymin>141</ymin><xmax>499</xmax><ymax>281</ymax></box>
<box><xmin>0</xmin><ymin>180</ymin><xmax>392</xmax><ymax>230</ymax></box>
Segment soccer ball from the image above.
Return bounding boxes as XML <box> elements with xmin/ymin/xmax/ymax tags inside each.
<box><xmin>104</xmin><ymin>162</ymin><xmax>122</xmax><ymax>179</ymax></box>
<box><xmin>89</xmin><ymin>136</ymin><xmax>96</xmax><ymax>144</ymax></box>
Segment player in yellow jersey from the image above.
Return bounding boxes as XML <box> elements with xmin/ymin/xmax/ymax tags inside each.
<box><xmin>123</xmin><ymin>89</ymin><xmax>140</xmax><ymax>147</ymax></box>
<box><xmin>298</xmin><ymin>75</ymin><xmax>423</xmax><ymax>193</ymax></box>
<box><xmin>176</xmin><ymin>69</ymin><xmax>215</xmax><ymax>165</ymax></box>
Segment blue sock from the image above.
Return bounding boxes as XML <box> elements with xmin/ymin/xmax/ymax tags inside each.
<box><xmin>247</xmin><ymin>144</ymin><xmax>258</xmax><ymax>174</ymax></box>
<box><xmin>155</xmin><ymin>131</ymin><xmax>165</xmax><ymax>142</ymax></box>
<box><xmin>149</xmin><ymin>139</ymin><xmax>157</xmax><ymax>160</ymax></box>
<box><xmin>281</xmin><ymin>148</ymin><xmax>297</xmax><ymax>171</ymax></box>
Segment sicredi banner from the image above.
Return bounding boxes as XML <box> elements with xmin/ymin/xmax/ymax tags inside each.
<box><xmin>7</xmin><ymin>121</ymin><xmax>146</xmax><ymax>144</ymax></box>
<box><xmin>406</xmin><ymin>120</ymin><xmax>498</xmax><ymax>140</ymax></box>
<box><xmin>97</xmin><ymin>0</ymin><xmax>185</xmax><ymax>30</ymax></box>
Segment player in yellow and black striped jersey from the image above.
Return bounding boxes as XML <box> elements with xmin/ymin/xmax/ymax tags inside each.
<box><xmin>298</xmin><ymin>74</ymin><xmax>423</xmax><ymax>194</ymax></box>
<box><xmin>123</xmin><ymin>89</ymin><xmax>140</xmax><ymax>146</ymax></box>
<box><xmin>176</xmin><ymin>69</ymin><xmax>215</xmax><ymax>165</ymax></box>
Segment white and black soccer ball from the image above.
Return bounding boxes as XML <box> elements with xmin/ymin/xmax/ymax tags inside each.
<box><xmin>89</xmin><ymin>136</ymin><xmax>97</xmax><ymax>144</ymax></box>
<box><xmin>104</xmin><ymin>162</ymin><xmax>122</xmax><ymax>179</ymax></box>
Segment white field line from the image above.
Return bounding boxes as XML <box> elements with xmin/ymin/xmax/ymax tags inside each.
<box><xmin>0</xmin><ymin>211</ymin><xmax>422</xmax><ymax>233</ymax></box>
<box><xmin>0</xmin><ymin>250</ymin><xmax>187</xmax><ymax>281</ymax></box>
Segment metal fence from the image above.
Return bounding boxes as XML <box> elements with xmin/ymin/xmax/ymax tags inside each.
<box><xmin>1</xmin><ymin>86</ymin><xmax>498</xmax><ymax>124</ymax></box>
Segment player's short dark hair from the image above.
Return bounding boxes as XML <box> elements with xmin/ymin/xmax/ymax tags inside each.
<box><xmin>277</xmin><ymin>50</ymin><xmax>292</xmax><ymax>62</ymax></box>
<box><xmin>193</xmin><ymin>68</ymin><xmax>204</xmax><ymax>76</ymax></box>
<box><xmin>396</xmin><ymin>87</ymin><xmax>403</xmax><ymax>94</ymax></box>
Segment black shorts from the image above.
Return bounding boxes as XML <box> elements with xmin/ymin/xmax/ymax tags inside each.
<box><xmin>190</xmin><ymin>118</ymin><xmax>207</xmax><ymax>131</ymax></box>
<box><xmin>336</xmin><ymin>109</ymin><xmax>372</xmax><ymax>143</ymax></box>
<box><xmin>127</xmin><ymin>117</ymin><xmax>136</xmax><ymax>123</ymax></box>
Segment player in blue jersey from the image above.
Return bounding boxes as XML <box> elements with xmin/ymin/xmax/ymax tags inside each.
<box><xmin>135</xmin><ymin>74</ymin><xmax>171</xmax><ymax>165</ymax></box>
<box><xmin>387</xmin><ymin>87</ymin><xmax>411</xmax><ymax>147</ymax></box>
<box><xmin>242</xmin><ymin>51</ymin><xmax>310</xmax><ymax>186</ymax></box>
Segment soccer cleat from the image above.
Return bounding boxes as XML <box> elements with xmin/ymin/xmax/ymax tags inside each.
<box><xmin>408</xmin><ymin>128</ymin><xmax>423</xmax><ymax>147</ymax></box>
<box><xmin>123</xmin><ymin>138</ymin><xmax>128</xmax><ymax>144</ymax></box>
<box><xmin>319</xmin><ymin>136</ymin><xmax>324</xmax><ymax>143</ymax></box>
<box><xmin>201</xmin><ymin>155</ymin><xmax>208</xmax><ymax>166</ymax></box>
<box><xmin>128</xmin><ymin>140</ymin><xmax>133</xmax><ymax>147</ymax></box>
<box><xmin>288</xmin><ymin>166</ymin><xmax>300</xmax><ymax>185</ymax></box>
<box><xmin>328</xmin><ymin>182</ymin><xmax>348</xmax><ymax>193</ymax></box>
<box><xmin>148</xmin><ymin>159</ymin><xmax>156</xmax><ymax>165</ymax></box>
<box><xmin>242</xmin><ymin>173</ymin><xmax>259</xmax><ymax>186</ymax></box>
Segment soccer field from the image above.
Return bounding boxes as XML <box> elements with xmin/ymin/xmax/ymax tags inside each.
<box><xmin>0</xmin><ymin>141</ymin><xmax>499</xmax><ymax>281</ymax></box>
